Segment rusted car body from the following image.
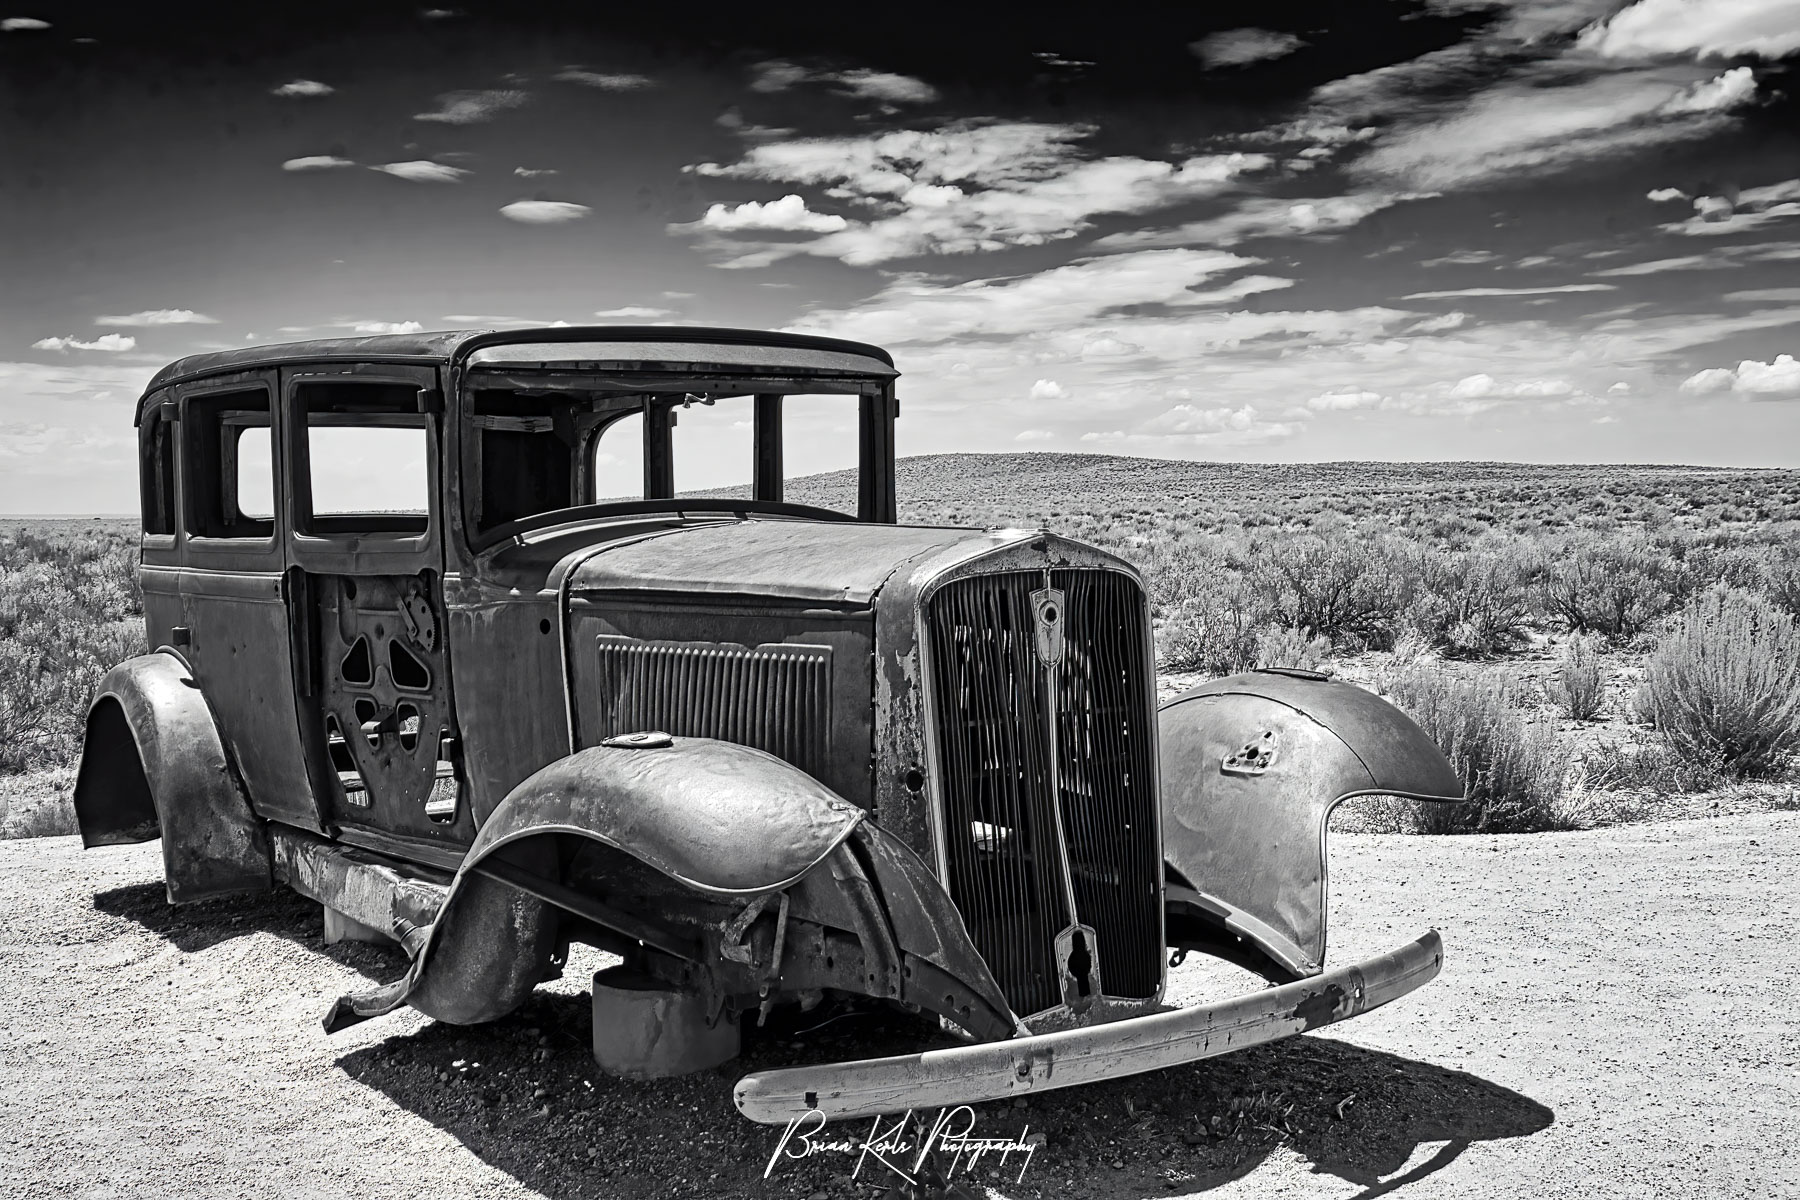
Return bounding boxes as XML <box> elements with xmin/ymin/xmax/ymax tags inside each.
<box><xmin>74</xmin><ymin>326</ymin><xmax>1461</xmax><ymax>1123</ymax></box>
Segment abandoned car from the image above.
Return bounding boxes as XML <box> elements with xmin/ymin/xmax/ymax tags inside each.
<box><xmin>74</xmin><ymin>326</ymin><xmax>1462</xmax><ymax>1123</ymax></box>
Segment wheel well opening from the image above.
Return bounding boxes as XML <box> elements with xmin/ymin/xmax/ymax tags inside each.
<box><xmin>72</xmin><ymin>697</ymin><xmax>160</xmax><ymax>848</ymax></box>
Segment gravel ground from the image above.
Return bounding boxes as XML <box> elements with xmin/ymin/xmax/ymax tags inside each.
<box><xmin>3</xmin><ymin>811</ymin><xmax>1796</xmax><ymax>1200</ymax></box>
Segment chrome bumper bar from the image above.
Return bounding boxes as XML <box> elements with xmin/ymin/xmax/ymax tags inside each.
<box><xmin>734</xmin><ymin>930</ymin><xmax>1443</xmax><ymax>1125</ymax></box>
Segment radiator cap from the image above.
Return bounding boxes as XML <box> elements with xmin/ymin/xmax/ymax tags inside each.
<box><xmin>601</xmin><ymin>730</ymin><xmax>674</xmax><ymax>749</ymax></box>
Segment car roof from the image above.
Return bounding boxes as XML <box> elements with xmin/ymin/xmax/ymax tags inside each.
<box><xmin>140</xmin><ymin>325</ymin><xmax>897</xmax><ymax>397</ymax></box>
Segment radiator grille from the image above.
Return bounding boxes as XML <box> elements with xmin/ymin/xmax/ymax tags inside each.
<box><xmin>592</xmin><ymin>637</ymin><xmax>831</xmax><ymax>778</ymax></box>
<box><xmin>925</xmin><ymin>569</ymin><xmax>1160</xmax><ymax>1017</ymax></box>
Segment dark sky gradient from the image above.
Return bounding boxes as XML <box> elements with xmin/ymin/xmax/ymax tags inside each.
<box><xmin>5</xmin><ymin>0</ymin><xmax>1800</xmax><ymax>512</ymax></box>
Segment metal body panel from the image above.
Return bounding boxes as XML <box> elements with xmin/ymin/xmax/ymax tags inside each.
<box><xmin>733</xmin><ymin>930</ymin><xmax>1445</xmax><ymax>1124</ymax></box>
<box><xmin>1159</xmin><ymin>672</ymin><xmax>1463</xmax><ymax>980</ymax></box>
<box><xmin>73</xmin><ymin>653</ymin><xmax>271</xmax><ymax>902</ymax></box>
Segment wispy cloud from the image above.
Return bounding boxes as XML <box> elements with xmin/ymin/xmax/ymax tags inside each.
<box><xmin>514</xmin><ymin>166</ymin><xmax>558</xmax><ymax>178</ymax></box>
<box><xmin>414</xmin><ymin>88</ymin><xmax>528</xmax><ymax>124</ymax></box>
<box><xmin>553</xmin><ymin>68</ymin><xmax>654</xmax><ymax>90</ymax></box>
<box><xmin>1577</xmin><ymin>0</ymin><xmax>1800</xmax><ymax>60</ymax></box>
<box><xmin>748</xmin><ymin>60</ymin><xmax>938</xmax><ymax>105</ymax></box>
<box><xmin>371</xmin><ymin>160</ymin><xmax>471</xmax><ymax>183</ymax></box>
<box><xmin>1592</xmin><ymin>241</ymin><xmax>1800</xmax><ymax>274</ymax></box>
<box><xmin>1189</xmin><ymin>29</ymin><xmax>1305</xmax><ymax>69</ymax></box>
<box><xmin>1</xmin><ymin>16</ymin><xmax>49</xmax><ymax>31</ymax></box>
<box><xmin>33</xmin><ymin>334</ymin><xmax>136</xmax><ymax>353</ymax></box>
<box><xmin>1659</xmin><ymin>177</ymin><xmax>1800</xmax><ymax>236</ymax></box>
<box><xmin>1402</xmin><ymin>284</ymin><xmax>1616</xmax><ymax>299</ymax></box>
<box><xmin>592</xmin><ymin>306</ymin><xmax>675</xmax><ymax>319</ymax></box>
<box><xmin>95</xmin><ymin>309</ymin><xmax>217</xmax><ymax>326</ymax></box>
<box><xmin>683</xmin><ymin>121</ymin><xmax>1268</xmax><ymax>265</ymax></box>
<box><xmin>282</xmin><ymin>155</ymin><xmax>356</xmax><ymax>172</ymax></box>
<box><xmin>271</xmin><ymin>79</ymin><xmax>334</xmax><ymax>98</ymax></box>
<box><xmin>499</xmin><ymin>199</ymin><xmax>592</xmax><ymax>224</ymax></box>
<box><xmin>1681</xmin><ymin>354</ymin><xmax>1800</xmax><ymax>397</ymax></box>
<box><xmin>1097</xmin><ymin>191</ymin><xmax>1429</xmax><ymax>250</ymax></box>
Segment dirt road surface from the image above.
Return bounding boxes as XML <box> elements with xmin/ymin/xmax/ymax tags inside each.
<box><xmin>3</xmin><ymin>811</ymin><xmax>1795</xmax><ymax>1200</ymax></box>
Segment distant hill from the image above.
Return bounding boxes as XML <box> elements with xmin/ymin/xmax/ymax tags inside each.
<box><xmin>769</xmin><ymin>452</ymin><xmax>1800</xmax><ymax>534</ymax></box>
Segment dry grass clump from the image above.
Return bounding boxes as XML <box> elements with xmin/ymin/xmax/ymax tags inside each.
<box><xmin>1546</xmin><ymin>633</ymin><xmax>1608</xmax><ymax>720</ymax></box>
<box><xmin>0</xmin><ymin>769</ymin><xmax>78</xmax><ymax>838</ymax></box>
<box><xmin>1379</xmin><ymin>665</ymin><xmax>1580</xmax><ymax>833</ymax></box>
<box><xmin>1643</xmin><ymin>585</ymin><xmax>1800</xmax><ymax>779</ymax></box>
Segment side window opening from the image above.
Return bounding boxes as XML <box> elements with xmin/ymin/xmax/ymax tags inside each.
<box><xmin>185</xmin><ymin>388</ymin><xmax>274</xmax><ymax>540</ymax></box>
<box><xmin>140</xmin><ymin>406</ymin><xmax>177</xmax><ymax>536</ymax></box>
<box><xmin>590</xmin><ymin>409</ymin><xmax>644</xmax><ymax>502</ymax></box>
<box><xmin>296</xmin><ymin>381</ymin><xmax>430</xmax><ymax>536</ymax></box>
<box><xmin>776</xmin><ymin>394</ymin><xmax>860</xmax><ymax>513</ymax></box>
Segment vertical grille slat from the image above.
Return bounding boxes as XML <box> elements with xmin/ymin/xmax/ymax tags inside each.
<box><xmin>593</xmin><ymin>637</ymin><xmax>832</xmax><ymax>779</ymax></box>
<box><xmin>926</xmin><ymin>569</ymin><xmax>1160</xmax><ymax>1017</ymax></box>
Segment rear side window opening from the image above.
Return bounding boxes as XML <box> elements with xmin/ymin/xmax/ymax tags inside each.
<box><xmin>184</xmin><ymin>387</ymin><xmax>275</xmax><ymax>540</ymax></box>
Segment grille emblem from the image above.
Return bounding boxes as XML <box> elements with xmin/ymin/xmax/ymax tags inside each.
<box><xmin>1030</xmin><ymin>585</ymin><xmax>1065</xmax><ymax>666</ymax></box>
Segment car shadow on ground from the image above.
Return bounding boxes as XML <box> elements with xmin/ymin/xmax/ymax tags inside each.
<box><xmin>92</xmin><ymin>880</ymin><xmax>406</xmax><ymax>983</ymax></box>
<box><xmin>334</xmin><ymin>987</ymin><xmax>1554</xmax><ymax>1200</ymax></box>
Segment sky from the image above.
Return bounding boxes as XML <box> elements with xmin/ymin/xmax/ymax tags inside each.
<box><xmin>5</xmin><ymin>0</ymin><xmax>1800</xmax><ymax>513</ymax></box>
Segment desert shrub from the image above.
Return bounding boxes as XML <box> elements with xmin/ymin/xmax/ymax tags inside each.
<box><xmin>1627</xmin><ymin>681</ymin><xmax>1657</xmax><ymax>726</ymax></box>
<box><xmin>1765</xmin><ymin>548</ymin><xmax>1800</xmax><ymax>620</ymax></box>
<box><xmin>1401</xmin><ymin>546</ymin><xmax>1534</xmax><ymax>657</ymax></box>
<box><xmin>1581</xmin><ymin>736</ymin><xmax>1722</xmax><ymax>795</ymax></box>
<box><xmin>0</xmin><ymin>527</ymin><xmax>143</xmax><ymax>774</ymax></box>
<box><xmin>1546</xmin><ymin>633</ymin><xmax>1607</xmax><ymax>720</ymax></box>
<box><xmin>0</xmin><ymin>769</ymin><xmax>78</xmax><ymax>838</ymax></box>
<box><xmin>1380</xmin><ymin>665</ymin><xmax>1578</xmax><ymax>833</ymax></box>
<box><xmin>1253</xmin><ymin>626</ymin><xmax>1331</xmax><ymax>673</ymax></box>
<box><xmin>1539</xmin><ymin>533</ymin><xmax>1682</xmax><ymax>641</ymax></box>
<box><xmin>1156</xmin><ymin>571</ymin><xmax>1266</xmax><ymax>675</ymax></box>
<box><xmin>1643</xmin><ymin>584</ymin><xmax>1800</xmax><ymax>779</ymax></box>
<box><xmin>1247</xmin><ymin>530</ymin><xmax>1410</xmax><ymax>650</ymax></box>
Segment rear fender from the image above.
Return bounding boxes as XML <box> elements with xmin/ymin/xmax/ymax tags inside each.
<box><xmin>325</xmin><ymin>737</ymin><xmax>1014</xmax><ymax>1039</ymax></box>
<box><xmin>72</xmin><ymin>652</ymin><xmax>270</xmax><ymax>903</ymax></box>
<box><xmin>1160</xmin><ymin>670</ymin><xmax>1460</xmax><ymax>981</ymax></box>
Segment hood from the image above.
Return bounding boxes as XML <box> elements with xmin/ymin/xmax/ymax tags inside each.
<box><xmin>565</xmin><ymin>519</ymin><xmax>1035</xmax><ymax>606</ymax></box>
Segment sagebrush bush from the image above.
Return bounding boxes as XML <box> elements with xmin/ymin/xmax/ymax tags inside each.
<box><xmin>1546</xmin><ymin>633</ymin><xmax>1607</xmax><ymax>720</ymax></box>
<box><xmin>0</xmin><ymin>527</ymin><xmax>143</xmax><ymax>774</ymax></box>
<box><xmin>1248</xmin><ymin>530</ymin><xmax>1408</xmax><ymax>650</ymax></box>
<box><xmin>1380</xmin><ymin>665</ymin><xmax>1578</xmax><ymax>833</ymax></box>
<box><xmin>1540</xmin><ymin>534</ymin><xmax>1682</xmax><ymax>641</ymax></box>
<box><xmin>1401</xmin><ymin>546</ymin><xmax>1535</xmax><ymax>657</ymax></box>
<box><xmin>1253</xmin><ymin>626</ymin><xmax>1331</xmax><ymax>673</ymax></box>
<box><xmin>1644</xmin><ymin>585</ymin><xmax>1800</xmax><ymax>778</ymax></box>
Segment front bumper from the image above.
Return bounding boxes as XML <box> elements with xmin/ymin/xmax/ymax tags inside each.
<box><xmin>733</xmin><ymin>930</ymin><xmax>1443</xmax><ymax>1125</ymax></box>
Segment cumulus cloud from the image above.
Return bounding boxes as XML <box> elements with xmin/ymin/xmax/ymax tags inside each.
<box><xmin>1577</xmin><ymin>0</ymin><xmax>1800</xmax><ymax>60</ymax></box>
<box><xmin>351</xmin><ymin>321</ymin><xmax>424</xmax><ymax>335</ymax></box>
<box><xmin>1647</xmin><ymin>186</ymin><xmax>1688</xmax><ymax>202</ymax></box>
<box><xmin>1189</xmin><ymin>29</ymin><xmax>1305</xmax><ymax>69</ymax></box>
<box><xmin>695</xmin><ymin>195</ymin><xmax>848</xmax><ymax>233</ymax></box>
<box><xmin>1097</xmin><ymin>191</ymin><xmax>1427</xmax><ymax>250</ymax></box>
<box><xmin>414</xmin><ymin>88</ymin><xmax>527</xmax><ymax>124</ymax></box>
<box><xmin>553</xmin><ymin>69</ymin><xmax>654</xmax><ymax>90</ymax></box>
<box><xmin>1307</xmin><ymin>389</ymin><xmax>1385</xmax><ymax>410</ymax></box>
<box><xmin>1680</xmin><ymin>354</ymin><xmax>1800</xmax><ymax>396</ymax></box>
<box><xmin>747</xmin><ymin>60</ymin><xmax>937</xmax><ymax>104</ymax></box>
<box><xmin>1</xmin><ymin>16</ymin><xmax>49</xmax><ymax>30</ymax></box>
<box><xmin>271</xmin><ymin>79</ymin><xmax>333</xmax><ymax>98</ymax></box>
<box><xmin>95</xmin><ymin>309</ymin><xmax>217</xmax><ymax>326</ymax></box>
<box><xmin>1402</xmin><ymin>284</ymin><xmax>1616</xmax><ymax>299</ymax></box>
<box><xmin>682</xmin><ymin>121</ymin><xmax>1268</xmax><ymax>265</ymax></box>
<box><xmin>500</xmin><ymin>199</ymin><xmax>592</xmax><ymax>224</ymax></box>
<box><xmin>1028</xmin><ymin>379</ymin><xmax>1067</xmax><ymax>400</ymax></box>
<box><xmin>33</xmin><ymin>334</ymin><xmax>136</xmax><ymax>352</ymax></box>
<box><xmin>282</xmin><ymin>155</ymin><xmax>356</xmax><ymax>171</ymax></box>
<box><xmin>1014</xmin><ymin>429</ymin><xmax>1056</xmax><ymax>442</ymax></box>
<box><xmin>371</xmin><ymin>160</ymin><xmax>470</xmax><ymax>183</ymax></box>
<box><xmin>1448</xmin><ymin>374</ymin><xmax>1575</xmax><ymax>399</ymax></box>
<box><xmin>593</xmin><ymin>306</ymin><xmax>675</xmax><ymax>319</ymax></box>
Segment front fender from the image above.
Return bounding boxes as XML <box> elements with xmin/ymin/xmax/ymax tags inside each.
<box><xmin>326</xmin><ymin>737</ymin><xmax>1014</xmax><ymax>1039</ymax></box>
<box><xmin>1160</xmin><ymin>669</ymin><xmax>1460</xmax><ymax>981</ymax></box>
<box><xmin>72</xmin><ymin>652</ymin><xmax>270</xmax><ymax>903</ymax></box>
